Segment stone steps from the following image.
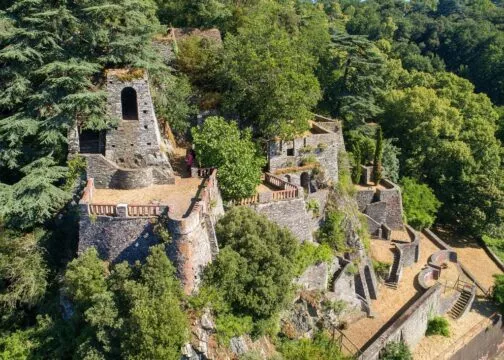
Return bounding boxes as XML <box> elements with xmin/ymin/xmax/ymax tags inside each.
<box><xmin>385</xmin><ymin>250</ymin><xmax>400</xmax><ymax>289</ymax></box>
<box><xmin>449</xmin><ymin>290</ymin><xmax>472</xmax><ymax>319</ymax></box>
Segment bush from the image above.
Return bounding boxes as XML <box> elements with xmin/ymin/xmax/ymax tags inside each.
<box><xmin>372</xmin><ymin>260</ymin><xmax>391</xmax><ymax>280</ymax></box>
<box><xmin>483</xmin><ymin>235</ymin><xmax>504</xmax><ymax>263</ymax></box>
<box><xmin>317</xmin><ymin>210</ymin><xmax>347</xmax><ymax>252</ymax></box>
<box><xmin>426</xmin><ymin>316</ymin><xmax>450</xmax><ymax>337</ymax></box>
<box><xmin>381</xmin><ymin>341</ymin><xmax>412</xmax><ymax>360</ymax></box>
<box><xmin>278</xmin><ymin>332</ymin><xmax>345</xmax><ymax>360</ymax></box>
<box><xmin>492</xmin><ymin>274</ymin><xmax>504</xmax><ymax>313</ymax></box>
<box><xmin>300</xmin><ymin>154</ymin><xmax>318</xmax><ymax>166</ymax></box>
<box><xmin>191</xmin><ymin>117</ymin><xmax>266</xmax><ymax>200</ymax></box>
<box><xmin>294</xmin><ymin>242</ymin><xmax>333</xmax><ymax>276</ymax></box>
<box><xmin>400</xmin><ymin>177</ymin><xmax>442</xmax><ymax>230</ymax></box>
<box><xmin>306</xmin><ymin>199</ymin><xmax>320</xmax><ymax>217</ymax></box>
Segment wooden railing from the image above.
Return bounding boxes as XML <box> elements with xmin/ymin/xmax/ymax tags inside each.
<box><xmin>264</xmin><ymin>172</ymin><xmax>297</xmax><ymax>190</ymax></box>
<box><xmin>233</xmin><ymin>194</ymin><xmax>260</xmax><ymax>205</ymax></box>
<box><xmin>128</xmin><ymin>205</ymin><xmax>166</xmax><ymax>217</ymax></box>
<box><xmin>90</xmin><ymin>204</ymin><xmax>117</xmax><ymax>216</ymax></box>
<box><xmin>272</xmin><ymin>188</ymin><xmax>298</xmax><ymax>201</ymax></box>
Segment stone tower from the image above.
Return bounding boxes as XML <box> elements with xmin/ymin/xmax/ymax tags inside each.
<box><xmin>70</xmin><ymin>69</ymin><xmax>175</xmax><ymax>189</ymax></box>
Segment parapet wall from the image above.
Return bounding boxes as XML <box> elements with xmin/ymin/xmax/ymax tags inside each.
<box><xmin>359</xmin><ymin>284</ymin><xmax>443</xmax><ymax>360</ymax></box>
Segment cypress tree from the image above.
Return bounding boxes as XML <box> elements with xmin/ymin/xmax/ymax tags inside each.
<box><xmin>352</xmin><ymin>144</ymin><xmax>363</xmax><ymax>184</ymax></box>
<box><xmin>373</xmin><ymin>126</ymin><xmax>383</xmax><ymax>185</ymax></box>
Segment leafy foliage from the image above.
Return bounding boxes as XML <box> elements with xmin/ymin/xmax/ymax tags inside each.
<box><xmin>208</xmin><ymin>207</ymin><xmax>299</xmax><ymax>320</ymax></box>
<box><xmin>317</xmin><ymin>210</ymin><xmax>347</xmax><ymax>252</ymax></box>
<box><xmin>191</xmin><ymin>116</ymin><xmax>265</xmax><ymax>200</ymax></box>
<box><xmin>400</xmin><ymin>177</ymin><xmax>442</xmax><ymax>230</ymax></box>
<box><xmin>63</xmin><ymin>245</ymin><xmax>188</xmax><ymax>360</ymax></box>
<box><xmin>278</xmin><ymin>331</ymin><xmax>346</xmax><ymax>360</ymax></box>
<box><xmin>492</xmin><ymin>274</ymin><xmax>504</xmax><ymax>313</ymax></box>
<box><xmin>381</xmin><ymin>341</ymin><xmax>412</xmax><ymax>360</ymax></box>
<box><xmin>426</xmin><ymin>316</ymin><xmax>450</xmax><ymax>337</ymax></box>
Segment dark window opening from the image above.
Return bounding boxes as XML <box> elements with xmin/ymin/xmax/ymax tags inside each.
<box><xmin>121</xmin><ymin>87</ymin><xmax>139</xmax><ymax>120</ymax></box>
<box><xmin>287</xmin><ymin>148</ymin><xmax>294</xmax><ymax>156</ymax></box>
<box><xmin>147</xmin><ymin>142</ymin><xmax>151</xmax><ymax>146</ymax></box>
<box><xmin>144</xmin><ymin>125</ymin><xmax>148</xmax><ymax>129</ymax></box>
<box><xmin>79</xmin><ymin>129</ymin><xmax>105</xmax><ymax>154</ymax></box>
<box><xmin>143</xmin><ymin>110</ymin><xmax>148</xmax><ymax>114</ymax></box>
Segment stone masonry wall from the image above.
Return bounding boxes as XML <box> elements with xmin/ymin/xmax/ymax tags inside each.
<box><xmin>83</xmin><ymin>154</ymin><xmax>174</xmax><ymax>189</ymax></box>
<box><xmin>78</xmin><ymin>216</ymin><xmax>160</xmax><ymax>264</ymax></box>
<box><xmin>252</xmin><ymin>198</ymin><xmax>313</xmax><ymax>242</ymax></box>
<box><xmin>359</xmin><ymin>284</ymin><xmax>442</xmax><ymax>360</ymax></box>
<box><xmin>377</xmin><ymin>179</ymin><xmax>404</xmax><ymax>230</ymax></box>
<box><xmin>105</xmin><ymin>71</ymin><xmax>171</xmax><ymax>170</ymax></box>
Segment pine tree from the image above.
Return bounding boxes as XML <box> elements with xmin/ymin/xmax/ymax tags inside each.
<box><xmin>373</xmin><ymin>126</ymin><xmax>383</xmax><ymax>185</ymax></box>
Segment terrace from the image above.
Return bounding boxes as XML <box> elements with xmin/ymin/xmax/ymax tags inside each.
<box><xmin>80</xmin><ymin>170</ymin><xmax>214</xmax><ymax>219</ymax></box>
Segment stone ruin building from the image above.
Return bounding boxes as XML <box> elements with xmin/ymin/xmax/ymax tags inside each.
<box><xmin>71</xmin><ymin>69</ymin><xmax>224</xmax><ymax>294</ymax></box>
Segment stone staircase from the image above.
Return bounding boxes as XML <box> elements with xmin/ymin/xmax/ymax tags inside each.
<box><xmin>385</xmin><ymin>250</ymin><xmax>400</xmax><ymax>289</ymax></box>
<box><xmin>449</xmin><ymin>289</ymin><xmax>472</xmax><ymax>319</ymax></box>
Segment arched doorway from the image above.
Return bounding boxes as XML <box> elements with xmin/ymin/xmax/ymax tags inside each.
<box><xmin>121</xmin><ymin>87</ymin><xmax>138</xmax><ymax>120</ymax></box>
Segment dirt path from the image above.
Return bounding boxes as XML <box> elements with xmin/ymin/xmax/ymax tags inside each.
<box><xmin>433</xmin><ymin>228</ymin><xmax>503</xmax><ymax>291</ymax></box>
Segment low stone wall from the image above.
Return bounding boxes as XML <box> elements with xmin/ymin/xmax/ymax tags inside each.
<box><xmin>448</xmin><ymin>313</ymin><xmax>504</xmax><ymax>360</ymax></box>
<box><xmin>359</xmin><ymin>284</ymin><xmax>443</xmax><ymax>360</ymax></box>
<box><xmin>84</xmin><ymin>154</ymin><xmax>174</xmax><ymax>189</ymax></box>
<box><xmin>362</xmin><ymin>214</ymin><xmax>381</xmax><ymax>238</ymax></box>
<box><xmin>396</xmin><ymin>225</ymin><xmax>420</xmax><ymax>267</ymax></box>
<box><xmin>252</xmin><ymin>197</ymin><xmax>313</xmax><ymax>242</ymax></box>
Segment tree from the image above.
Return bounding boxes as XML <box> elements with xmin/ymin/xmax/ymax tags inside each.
<box><xmin>191</xmin><ymin>117</ymin><xmax>265</xmax><ymax>200</ymax></box>
<box><xmin>351</xmin><ymin>144</ymin><xmax>362</xmax><ymax>184</ymax></box>
<box><xmin>0</xmin><ymin>229</ymin><xmax>47</xmax><ymax>313</ymax></box>
<box><xmin>208</xmin><ymin>207</ymin><xmax>299</xmax><ymax>319</ymax></box>
<box><xmin>321</xmin><ymin>34</ymin><xmax>386</xmax><ymax>127</ymax></box>
<box><xmin>382</xmin><ymin>139</ymin><xmax>400</xmax><ymax>183</ymax></box>
<box><xmin>400</xmin><ymin>177</ymin><xmax>441</xmax><ymax>229</ymax></box>
<box><xmin>64</xmin><ymin>245</ymin><xmax>188</xmax><ymax>360</ymax></box>
<box><xmin>317</xmin><ymin>210</ymin><xmax>347</xmax><ymax>251</ymax></box>
<box><xmin>221</xmin><ymin>2</ymin><xmax>321</xmax><ymax>138</ymax></box>
<box><xmin>373</xmin><ymin>126</ymin><xmax>383</xmax><ymax>184</ymax></box>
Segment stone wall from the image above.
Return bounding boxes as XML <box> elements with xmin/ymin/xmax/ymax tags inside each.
<box><xmin>450</xmin><ymin>314</ymin><xmax>504</xmax><ymax>360</ymax></box>
<box><xmin>377</xmin><ymin>179</ymin><xmax>403</xmax><ymax>230</ymax></box>
<box><xmin>79</xmin><ymin>169</ymin><xmax>224</xmax><ymax>294</ymax></box>
<box><xmin>83</xmin><ymin>154</ymin><xmax>174</xmax><ymax>189</ymax></box>
<box><xmin>78</xmin><ymin>216</ymin><xmax>160</xmax><ymax>264</ymax></box>
<box><xmin>396</xmin><ymin>225</ymin><xmax>420</xmax><ymax>267</ymax></box>
<box><xmin>267</xmin><ymin>118</ymin><xmax>343</xmax><ymax>183</ymax></box>
<box><xmin>359</xmin><ymin>284</ymin><xmax>443</xmax><ymax>360</ymax></box>
<box><xmin>356</xmin><ymin>188</ymin><xmax>375</xmax><ymax>212</ymax></box>
<box><xmin>252</xmin><ymin>198</ymin><xmax>314</xmax><ymax>242</ymax></box>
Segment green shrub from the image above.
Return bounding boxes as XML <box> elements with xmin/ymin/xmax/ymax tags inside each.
<box><xmin>492</xmin><ymin>274</ymin><xmax>504</xmax><ymax>313</ymax></box>
<box><xmin>294</xmin><ymin>242</ymin><xmax>333</xmax><ymax>276</ymax></box>
<box><xmin>215</xmin><ymin>313</ymin><xmax>254</xmax><ymax>344</ymax></box>
<box><xmin>299</xmin><ymin>145</ymin><xmax>315</xmax><ymax>154</ymax></box>
<box><xmin>372</xmin><ymin>260</ymin><xmax>391</xmax><ymax>280</ymax></box>
<box><xmin>278</xmin><ymin>331</ymin><xmax>345</xmax><ymax>360</ymax></box>
<box><xmin>322</xmin><ymin>299</ymin><xmax>346</xmax><ymax>315</ymax></box>
<box><xmin>317</xmin><ymin>210</ymin><xmax>347</xmax><ymax>252</ymax></box>
<box><xmin>426</xmin><ymin>316</ymin><xmax>450</xmax><ymax>337</ymax></box>
<box><xmin>306</xmin><ymin>199</ymin><xmax>320</xmax><ymax>217</ymax></box>
<box><xmin>483</xmin><ymin>235</ymin><xmax>504</xmax><ymax>263</ymax></box>
<box><xmin>381</xmin><ymin>341</ymin><xmax>412</xmax><ymax>360</ymax></box>
<box><xmin>317</xmin><ymin>142</ymin><xmax>328</xmax><ymax>151</ymax></box>
<box><xmin>400</xmin><ymin>177</ymin><xmax>442</xmax><ymax>230</ymax></box>
<box><xmin>300</xmin><ymin>154</ymin><xmax>318</xmax><ymax>166</ymax></box>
